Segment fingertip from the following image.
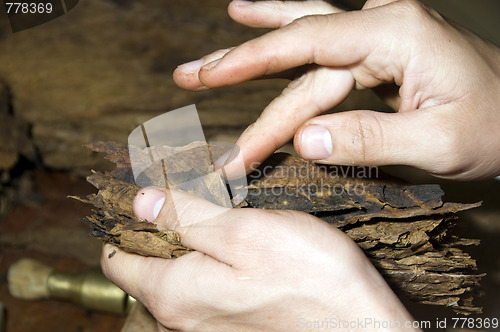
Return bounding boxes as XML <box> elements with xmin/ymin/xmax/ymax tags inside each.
<box><xmin>102</xmin><ymin>243</ymin><xmax>118</xmax><ymax>259</ymax></box>
<box><xmin>172</xmin><ymin>67</ymin><xmax>188</xmax><ymax>87</ymax></box>
<box><xmin>134</xmin><ymin>187</ymin><xmax>166</xmax><ymax>223</ymax></box>
<box><xmin>172</xmin><ymin>67</ymin><xmax>207</xmax><ymax>91</ymax></box>
<box><xmin>100</xmin><ymin>243</ymin><xmax>121</xmax><ymax>278</ymax></box>
<box><xmin>231</xmin><ymin>0</ymin><xmax>254</xmax><ymax>6</ymax></box>
<box><xmin>228</xmin><ymin>1</ymin><xmax>256</xmax><ymax>23</ymax></box>
<box><xmin>100</xmin><ymin>242</ymin><xmax>164</xmax><ymax>308</ymax></box>
<box><xmin>179</xmin><ymin>48</ymin><xmax>234</xmax><ymax>89</ymax></box>
<box><xmin>228</xmin><ymin>1</ymin><xmax>251</xmax><ymax>13</ymax></box>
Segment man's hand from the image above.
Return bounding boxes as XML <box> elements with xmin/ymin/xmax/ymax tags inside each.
<box><xmin>101</xmin><ymin>187</ymin><xmax>415</xmax><ymax>331</ymax></box>
<box><xmin>174</xmin><ymin>0</ymin><xmax>500</xmax><ymax>180</ymax></box>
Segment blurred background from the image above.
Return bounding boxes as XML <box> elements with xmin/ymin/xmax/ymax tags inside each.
<box><xmin>0</xmin><ymin>0</ymin><xmax>498</xmax><ymax>331</ymax></box>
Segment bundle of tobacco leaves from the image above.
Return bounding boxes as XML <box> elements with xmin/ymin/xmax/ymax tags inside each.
<box><xmin>74</xmin><ymin>141</ymin><xmax>484</xmax><ymax>314</ymax></box>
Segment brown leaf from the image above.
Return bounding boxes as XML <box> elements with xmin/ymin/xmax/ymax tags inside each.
<box><xmin>75</xmin><ymin>141</ymin><xmax>483</xmax><ymax>314</ymax></box>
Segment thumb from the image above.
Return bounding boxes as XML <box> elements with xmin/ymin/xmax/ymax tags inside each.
<box><xmin>132</xmin><ymin>186</ymin><xmax>250</xmax><ymax>266</ymax></box>
<box><xmin>293</xmin><ymin>107</ymin><xmax>460</xmax><ymax>175</ymax></box>
<box><xmin>133</xmin><ymin>186</ymin><xmax>229</xmax><ymax>230</ymax></box>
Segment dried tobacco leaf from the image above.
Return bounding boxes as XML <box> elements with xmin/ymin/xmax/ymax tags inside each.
<box><xmin>76</xmin><ymin>141</ymin><xmax>484</xmax><ymax>314</ymax></box>
<box><xmin>245</xmin><ymin>153</ymin><xmax>479</xmax><ymax>226</ymax></box>
<box><xmin>71</xmin><ymin>172</ymin><xmax>192</xmax><ymax>259</ymax></box>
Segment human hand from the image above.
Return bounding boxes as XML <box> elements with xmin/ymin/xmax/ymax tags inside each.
<box><xmin>101</xmin><ymin>188</ymin><xmax>415</xmax><ymax>331</ymax></box>
<box><xmin>174</xmin><ymin>0</ymin><xmax>500</xmax><ymax>180</ymax></box>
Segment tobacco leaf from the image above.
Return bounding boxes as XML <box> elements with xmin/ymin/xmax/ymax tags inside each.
<box><xmin>245</xmin><ymin>153</ymin><xmax>479</xmax><ymax>226</ymax></box>
<box><xmin>72</xmin><ymin>172</ymin><xmax>192</xmax><ymax>259</ymax></box>
<box><xmin>76</xmin><ymin>141</ymin><xmax>484</xmax><ymax>314</ymax></box>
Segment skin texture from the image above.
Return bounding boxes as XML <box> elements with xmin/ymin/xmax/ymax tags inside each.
<box><xmin>102</xmin><ymin>0</ymin><xmax>500</xmax><ymax>330</ymax></box>
<box><xmin>103</xmin><ymin>188</ymin><xmax>416</xmax><ymax>331</ymax></box>
<box><xmin>174</xmin><ymin>0</ymin><xmax>500</xmax><ymax>180</ymax></box>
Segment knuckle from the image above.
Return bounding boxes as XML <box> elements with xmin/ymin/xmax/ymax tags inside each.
<box><xmin>395</xmin><ymin>0</ymin><xmax>429</xmax><ymax>17</ymax></box>
<box><xmin>287</xmin><ymin>15</ymin><xmax>327</xmax><ymax>63</ymax></box>
<box><xmin>222</xmin><ymin>212</ymin><xmax>265</xmax><ymax>247</ymax></box>
<box><xmin>343</xmin><ymin>112</ymin><xmax>384</xmax><ymax>164</ymax></box>
<box><xmin>392</xmin><ymin>0</ymin><xmax>443</xmax><ymax>26</ymax></box>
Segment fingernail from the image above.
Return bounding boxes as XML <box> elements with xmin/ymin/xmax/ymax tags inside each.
<box><xmin>201</xmin><ymin>58</ymin><xmax>221</xmax><ymax>71</ymax></box>
<box><xmin>299</xmin><ymin>125</ymin><xmax>333</xmax><ymax>160</ymax></box>
<box><xmin>134</xmin><ymin>188</ymin><xmax>166</xmax><ymax>222</ymax></box>
<box><xmin>232</xmin><ymin>0</ymin><xmax>253</xmax><ymax>6</ymax></box>
<box><xmin>153</xmin><ymin>197</ymin><xmax>165</xmax><ymax>220</ymax></box>
<box><xmin>177</xmin><ymin>58</ymin><xmax>204</xmax><ymax>74</ymax></box>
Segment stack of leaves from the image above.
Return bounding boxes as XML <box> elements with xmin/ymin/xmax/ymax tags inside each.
<box><xmin>75</xmin><ymin>141</ymin><xmax>484</xmax><ymax>314</ymax></box>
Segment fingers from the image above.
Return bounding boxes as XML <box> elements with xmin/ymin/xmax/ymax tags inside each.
<box><xmin>173</xmin><ymin>48</ymin><xmax>232</xmax><ymax>91</ymax></box>
<box><xmin>174</xmin><ymin>0</ymin><xmax>341</xmax><ymax>90</ymax></box>
<box><xmin>134</xmin><ymin>187</ymin><xmax>263</xmax><ymax>266</ymax></box>
<box><xmin>134</xmin><ymin>187</ymin><xmax>228</xmax><ymax>249</ymax></box>
<box><xmin>176</xmin><ymin>1</ymin><xmax>411</xmax><ymax>91</ymax></box>
<box><xmin>223</xmin><ymin>66</ymin><xmax>354</xmax><ymax>175</ymax></box>
<box><xmin>132</xmin><ymin>186</ymin><xmax>330</xmax><ymax>268</ymax></box>
<box><xmin>362</xmin><ymin>0</ymin><xmax>398</xmax><ymax>10</ymax></box>
<box><xmin>293</xmin><ymin>105</ymin><xmax>461</xmax><ymax>172</ymax></box>
<box><xmin>101</xmin><ymin>244</ymin><xmax>232</xmax><ymax>328</ymax></box>
<box><xmin>101</xmin><ymin>243</ymin><xmax>169</xmax><ymax>302</ymax></box>
<box><xmin>228</xmin><ymin>0</ymin><xmax>341</xmax><ymax>29</ymax></box>
<box><xmin>196</xmin><ymin>7</ymin><xmax>392</xmax><ymax>88</ymax></box>
<box><xmin>294</xmin><ymin>110</ymin><xmax>412</xmax><ymax>166</ymax></box>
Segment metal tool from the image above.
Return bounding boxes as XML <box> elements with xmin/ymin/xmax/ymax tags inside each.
<box><xmin>7</xmin><ymin>258</ymin><xmax>135</xmax><ymax>315</ymax></box>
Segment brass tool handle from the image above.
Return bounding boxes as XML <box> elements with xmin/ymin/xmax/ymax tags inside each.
<box><xmin>8</xmin><ymin>258</ymin><xmax>135</xmax><ymax>315</ymax></box>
